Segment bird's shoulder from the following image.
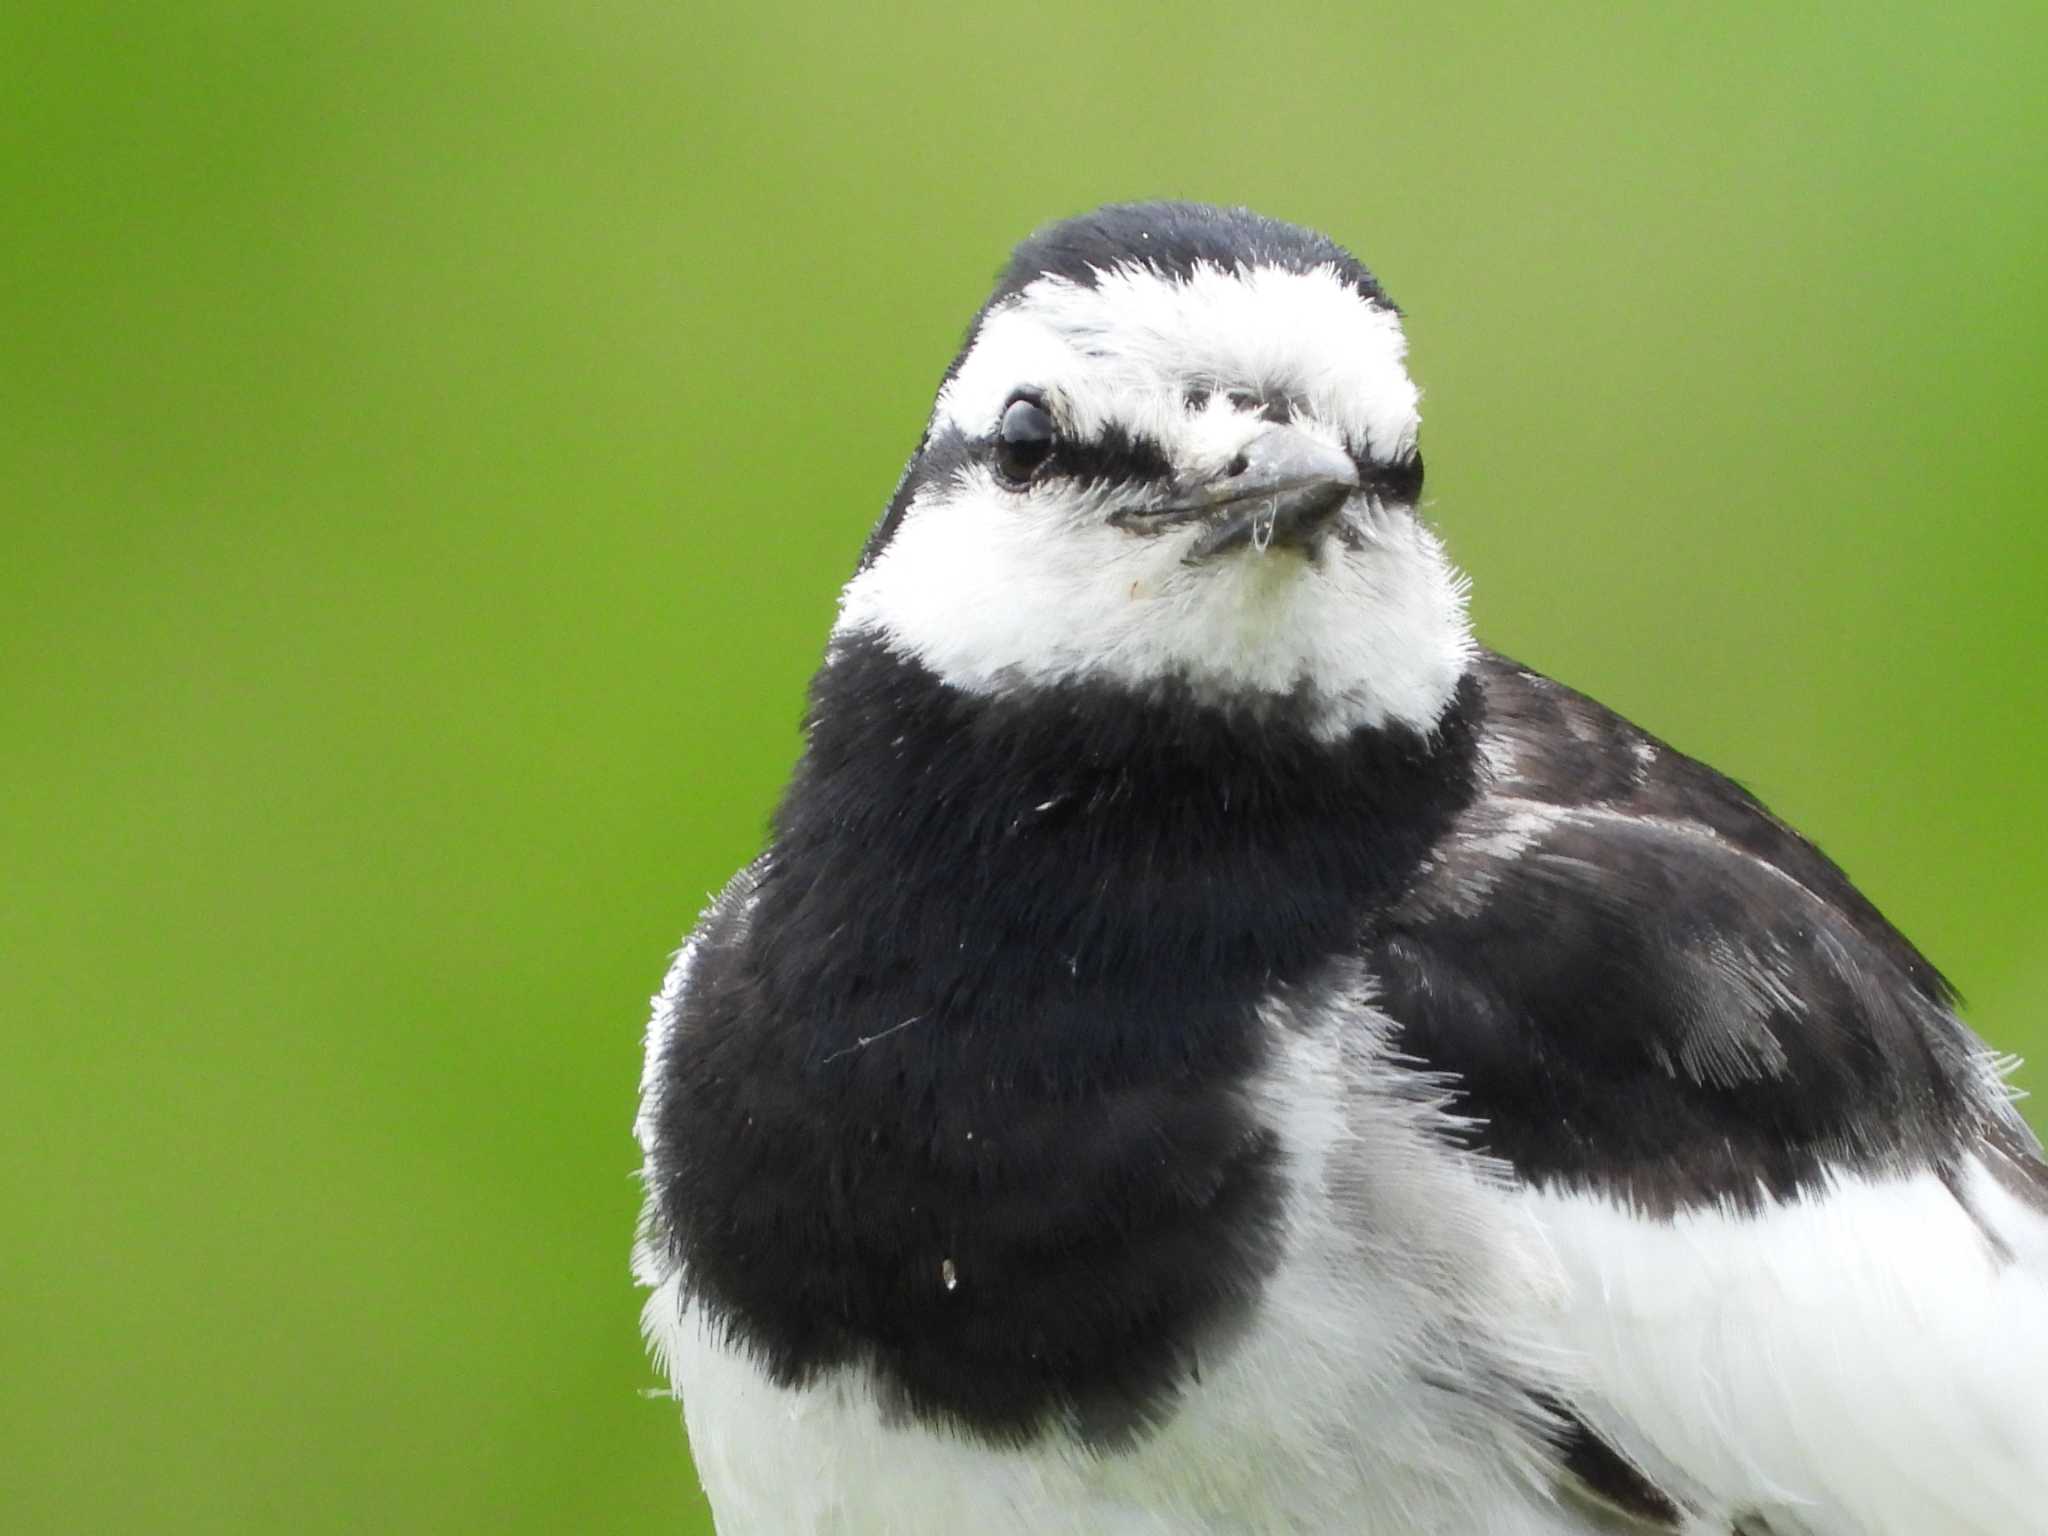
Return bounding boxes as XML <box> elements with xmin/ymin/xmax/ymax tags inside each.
<box><xmin>1366</xmin><ymin>655</ymin><xmax>2048</xmax><ymax>1533</ymax></box>
<box><xmin>1372</xmin><ymin>650</ymin><xmax>2040</xmax><ymax>1212</ymax></box>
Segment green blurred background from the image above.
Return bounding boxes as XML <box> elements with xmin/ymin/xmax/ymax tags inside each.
<box><xmin>4</xmin><ymin>2</ymin><xmax>2043</xmax><ymax>1530</ymax></box>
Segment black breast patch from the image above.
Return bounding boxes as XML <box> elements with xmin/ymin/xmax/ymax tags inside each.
<box><xmin>641</xmin><ymin>634</ymin><xmax>1481</xmax><ymax>1445</ymax></box>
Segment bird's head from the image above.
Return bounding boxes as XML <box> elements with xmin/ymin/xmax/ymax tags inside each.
<box><xmin>833</xmin><ymin>202</ymin><xmax>1474</xmax><ymax>740</ymax></box>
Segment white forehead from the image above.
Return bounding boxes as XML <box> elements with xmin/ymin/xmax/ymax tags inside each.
<box><xmin>937</xmin><ymin>261</ymin><xmax>1420</xmax><ymax>461</ymax></box>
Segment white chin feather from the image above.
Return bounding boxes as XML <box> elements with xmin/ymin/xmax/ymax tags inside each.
<box><xmin>835</xmin><ymin>480</ymin><xmax>1473</xmax><ymax>738</ymax></box>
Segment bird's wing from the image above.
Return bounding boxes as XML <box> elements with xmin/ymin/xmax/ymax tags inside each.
<box><xmin>1368</xmin><ymin>656</ymin><xmax>2048</xmax><ymax>1535</ymax></box>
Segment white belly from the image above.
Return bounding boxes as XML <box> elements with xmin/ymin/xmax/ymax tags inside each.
<box><xmin>650</xmin><ymin>1288</ymin><xmax>1585</xmax><ymax>1536</ymax></box>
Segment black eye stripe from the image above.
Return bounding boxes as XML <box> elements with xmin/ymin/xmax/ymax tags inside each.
<box><xmin>1052</xmin><ymin>424</ymin><xmax>1173</xmax><ymax>486</ymax></box>
<box><xmin>1359</xmin><ymin>450</ymin><xmax>1425</xmax><ymax>505</ymax></box>
<box><xmin>979</xmin><ymin>396</ymin><xmax>1172</xmax><ymax>490</ymax></box>
<box><xmin>933</xmin><ymin>408</ymin><xmax>1415</xmax><ymax>504</ymax></box>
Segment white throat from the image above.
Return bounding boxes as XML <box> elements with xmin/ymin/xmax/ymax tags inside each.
<box><xmin>835</xmin><ymin>499</ymin><xmax>1473</xmax><ymax>739</ymax></box>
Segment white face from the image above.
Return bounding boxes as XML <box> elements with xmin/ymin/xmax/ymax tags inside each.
<box><xmin>834</xmin><ymin>259</ymin><xmax>1474</xmax><ymax>739</ymax></box>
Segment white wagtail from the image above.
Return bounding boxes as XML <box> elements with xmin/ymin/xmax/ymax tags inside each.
<box><xmin>634</xmin><ymin>202</ymin><xmax>2048</xmax><ymax>1534</ymax></box>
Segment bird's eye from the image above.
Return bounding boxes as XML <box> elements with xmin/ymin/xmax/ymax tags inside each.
<box><xmin>994</xmin><ymin>395</ymin><xmax>1057</xmax><ymax>485</ymax></box>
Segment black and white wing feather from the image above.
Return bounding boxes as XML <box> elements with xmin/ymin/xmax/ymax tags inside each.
<box><xmin>1373</xmin><ymin>654</ymin><xmax>2048</xmax><ymax>1534</ymax></box>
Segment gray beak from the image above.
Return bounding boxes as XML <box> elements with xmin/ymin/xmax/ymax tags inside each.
<box><xmin>1112</xmin><ymin>425</ymin><xmax>1361</xmax><ymax>563</ymax></box>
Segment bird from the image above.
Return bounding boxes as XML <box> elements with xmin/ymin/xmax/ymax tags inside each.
<box><xmin>633</xmin><ymin>201</ymin><xmax>2048</xmax><ymax>1535</ymax></box>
